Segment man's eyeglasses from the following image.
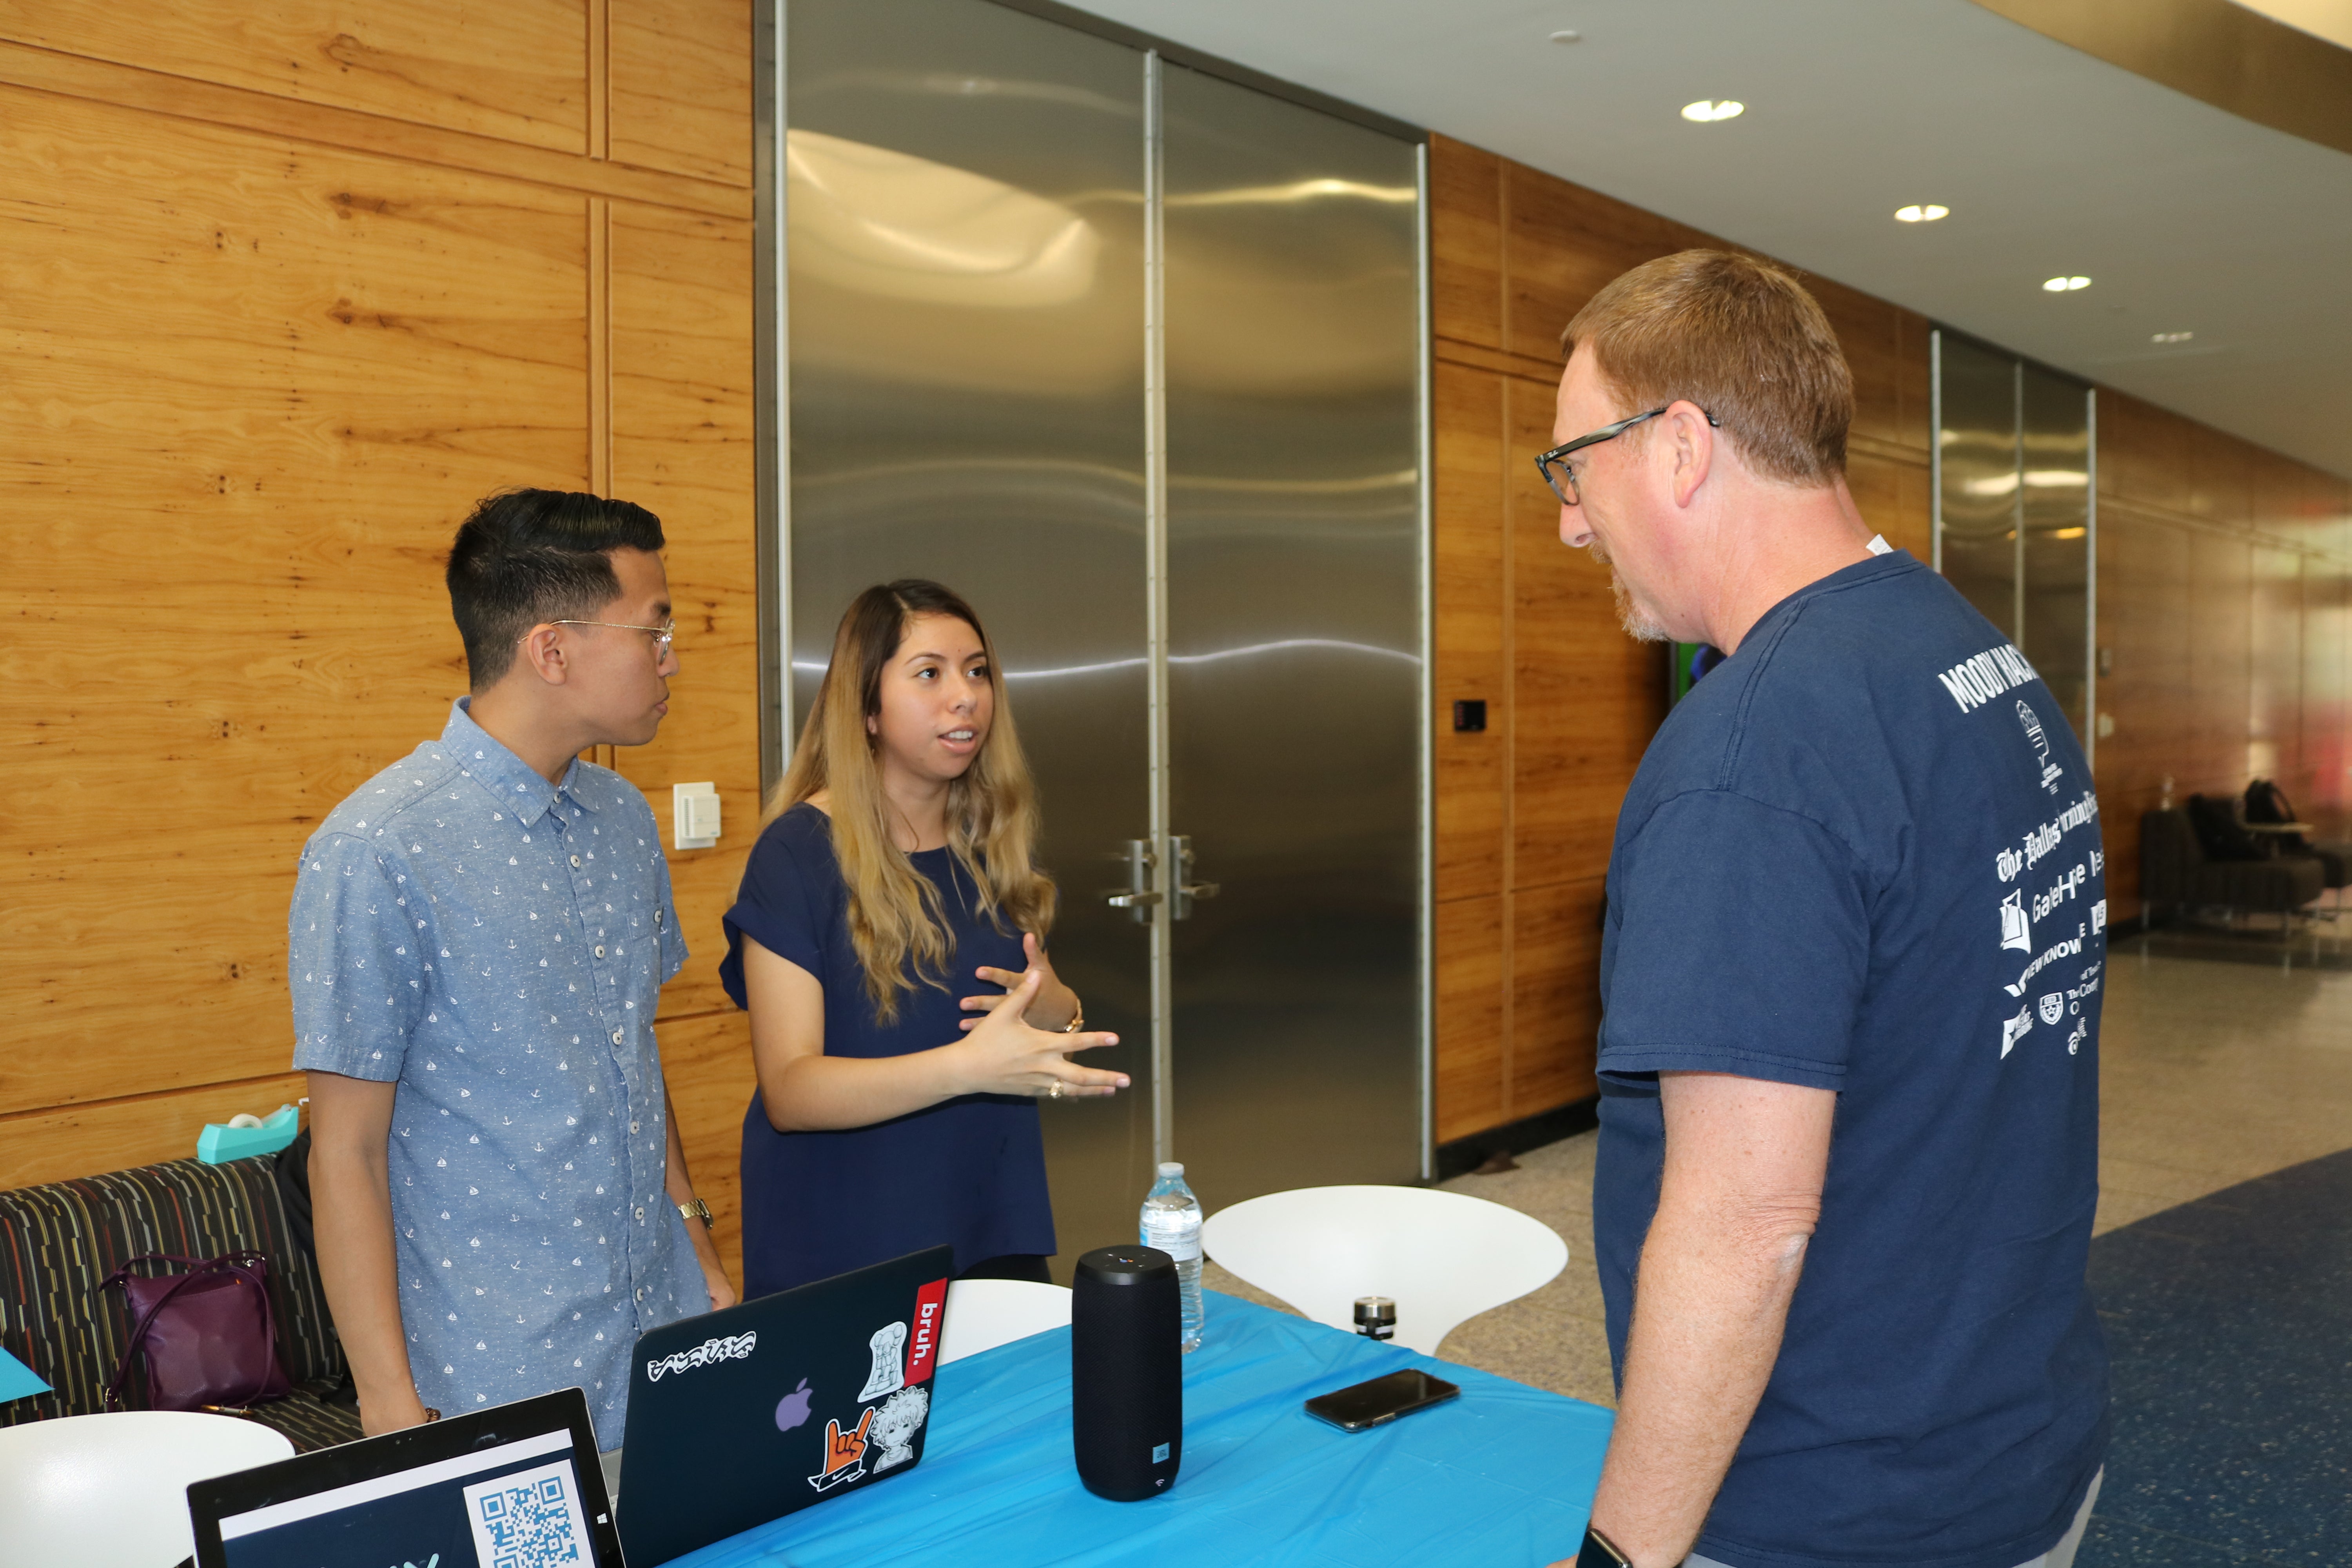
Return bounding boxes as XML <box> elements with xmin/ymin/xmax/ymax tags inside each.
<box><xmin>534</xmin><ymin>619</ymin><xmax>677</xmax><ymax>659</ymax></box>
<box><xmin>1534</xmin><ymin>405</ymin><xmax>1720</xmax><ymax>507</ymax></box>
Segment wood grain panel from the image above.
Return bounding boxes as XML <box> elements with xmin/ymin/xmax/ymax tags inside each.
<box><xmin>2092</xmin><ymin>511</ymin><xmax>2190</xmax><ymax>915</ymax></box>
<box><xmin>656</xmin><ymin>1006</ymin><xmax>755</xmax><ymax>1284</ymax></box>
<box><xmin>2187</xmin><ymin>533</ymin><xmax>2255</xmax><ymax>793</ymax></box>
<box><xmin>2097</xmin><ymin>392</ymin><xmax>2191</xmax><ymax>510</ymax></box>
<box><xmin>610</xmin><ymin>0</ymin><xmax>752</xmax><ymax>185</ymax></box>
<box><xmin>1812</xmin><ymin>276</ymin><xmax>1908</xmax><ymax>457</ymax></box>
<box><xmin>1428</xmin><ymin>133</ymin><xmax>1502</xmax><ymax>352</ymax></box>
<box><xmin>1847</xmin><ymin>450</ymin><xmax>1933</xmax><ymax>561</ymax></box>
<box><xmin>2185</xmin><ymin>420</ymin><xmax>2255</xmax><ymax>526</ymax></box>
<box><xmin>1433</xmin><ymin>894</ymin><xmax>1505</xmax><ymax>1145</ymax></box>
<box><xmin>606</xmin><ymin>200</ymin><xmax>758</xmax><ymax>1020</ymax></box>
<box><xmin>0</xmin><ymin>38</ymin><xmax>751</xmax><ymax>219</ymax></box>
<box><xmin>1507</xmin><ymin>379</ymin><xmax>1661</xmax><ymax>893</ymax></box>
<box><xmin>2</xmin><ymin>91</ymin><xmax>591</xmax><ymax>1117</ymax></box>
<box><xmin>1434</xmin><ymin>362</ymin><xmax>1507</xmax><ymax>903</ymax></box>
<box><xmin>1503</xmin><ymin>163</ymin><xmax>1711</xmax><ymax>365</ymax></box>
<box><xmin>0</xmin><ymin>1074</ymin><xmax>310</xmax><ymax>1191</ymax></box>
<box><xmin>2304</xmin><ymin>565</ymin><xmax>2350</xmax><ymax>835</ymax></box>
<box><xmin>2250</xmin><ymin>547</ymin><xmax>2304</xmax><ymax>795</ymax></box>
<box><xmin>0</xmin><ymin>0</ymin><xmax>590</xmax><ymax>152</ymax></box>
<box><xmin>1510</xmin><ymin>878</ymin><xmax>1603</xmax><ymax>1119</ymax></box>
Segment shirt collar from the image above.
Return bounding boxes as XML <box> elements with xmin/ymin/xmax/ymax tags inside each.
<box><xmin>442</xmin><ymin>697</ymin><xmax>599</xmax><ymax>826</ymax></box>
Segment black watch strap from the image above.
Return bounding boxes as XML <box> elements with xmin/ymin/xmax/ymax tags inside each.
<box><xmin>1577</xmin><ymin>1525</ymin><xmax>1634</xmax><ymax>1568</ymax></box>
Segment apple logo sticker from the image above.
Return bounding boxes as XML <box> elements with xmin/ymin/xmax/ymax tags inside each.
<box><xmin>775</xmin><ymin>1377</ymin><xmax>814</xmax><ymax>1433</ymax></box>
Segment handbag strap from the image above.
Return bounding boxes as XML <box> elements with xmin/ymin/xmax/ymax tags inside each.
<box><xmin>100</xmin><ymin>1250</ymin><xmax>279</xmax><ymax>1410</ymax></box>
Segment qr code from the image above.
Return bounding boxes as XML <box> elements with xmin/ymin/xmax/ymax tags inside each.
<box><xmin>461</xmin><ymin>1459</ymin><xmax>593</xmax><ymax>1568</ymax></box>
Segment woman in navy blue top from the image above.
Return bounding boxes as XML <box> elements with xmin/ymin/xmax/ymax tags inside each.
<box><xmin>720</xmin><ymin>581</ymin><xmax>1128</xmax><ymax>1298</ymax></box>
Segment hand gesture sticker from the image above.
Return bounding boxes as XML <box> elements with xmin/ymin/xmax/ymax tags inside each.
<box><xmin>807</xmin><ymin>1406</ymin><xmax>875</xmax><ymax>1493</ymax></box>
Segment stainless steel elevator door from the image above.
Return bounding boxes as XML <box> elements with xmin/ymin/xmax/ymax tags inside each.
<box><xmin>1158</xmin><ymin>64</ymin><xmax>1425</xmax><ymax>1216</ymax></box>
<box><xmin>1938</xmin><ymin>333</ymin><xmax>2020</xmax><ymax>640</ymax></box>
<box><xmin>2020</xmin><ymin>364</ymin><xmax>2091</xmax><ymax>733</ymax></box>
<box><xmin>785</xmin><ymin>0</ymin><xmax>1154</xmax><ymax>1270</ymax></box>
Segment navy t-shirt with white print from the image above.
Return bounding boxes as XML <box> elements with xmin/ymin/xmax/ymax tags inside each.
<box><xmin>1593</xmin><ymin>552</ymin><xmax>2109</xmax><ymax>1568</ymax></box>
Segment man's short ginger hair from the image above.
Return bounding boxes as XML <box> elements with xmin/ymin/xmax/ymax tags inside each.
<box><xmin>1561</xmin><ymin>250</ymin><xmax>1852</xmax><ymax>487</ymax></box>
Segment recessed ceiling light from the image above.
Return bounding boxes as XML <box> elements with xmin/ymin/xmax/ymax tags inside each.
<box><xmin>2042</xmin><ymin>275</ymin><xmax>2091</xmax><ymax>292</ymax></box>
<box><xmin>2152</xmin><ymin>330</ymin><xmax>2194</xmax><ymax>343</ymax></box>
<box><xmin>1550</xmin><ymin>29</ymin><xmax>1582</xmax><ymax>43</ymax></box>
<box><xmin>1894</xmin><ymin>205</ymin><xmax>1950</xmax><ymax>223</ymax></box>
<box><xmin>1681</xmin><ymin>100</ymin><xmax>1744</xmax><ymax>123</ymax></box>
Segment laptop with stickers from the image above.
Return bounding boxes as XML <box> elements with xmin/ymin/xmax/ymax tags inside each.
<box><xmin>187</xmin><ymin>1386</ymin><xmax>622</xmax><ymax>1568</ymax></box>
<box><xmin>616</xmin><ymin>1245</ymin><xmax>953</xmax><ymax>1565</ymax></box>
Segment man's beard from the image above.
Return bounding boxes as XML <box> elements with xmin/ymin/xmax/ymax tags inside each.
<box><xmin>1587</xmin><ymin>533</ymin><xmax>1670</xmax><ymax>643</ymax></box>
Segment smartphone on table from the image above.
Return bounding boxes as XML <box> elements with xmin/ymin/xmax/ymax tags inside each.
<box><xmin>1304</xmin><ymin>1368</ymin><xmax>1461</xmax><ymax>1432</ymax></box>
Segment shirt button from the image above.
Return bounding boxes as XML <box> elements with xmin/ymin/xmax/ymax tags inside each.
<box><xmin>630</xmin><ymin>1121</ymin><xmax>641</xmax><ymax>1135</ymax></box>
<box><xmin>634</xmin><ymin>1206</ymin><xmax>645</xmax><ymax>1221</ymax></box>
<box><xmin>571</xmin><ymin>855</ymin><xmax>583</xmax><ymax>868</ymax></box>
<box><xmin>635</xmin><ymin>1287</ymin><xmax>645</xmax><ymax>1301</ymax></box>
<box><xmin>610</xmin><ymin>1029</ymin><xmax>623</xmax><ymax>1045</ymax></box>
<box><xmin>595</xmin><ymin>945</ymin><xmax>607</xmax><ymax>959</ymax></box>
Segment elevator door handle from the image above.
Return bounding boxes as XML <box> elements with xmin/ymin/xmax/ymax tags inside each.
<box><xmin>1178</xmin><ymin>882</ymin><xmax>1220</xmax><ymax>901</ymax></box>
<box><xmin>1107</xmin><ymin>891</ymin><xmax>1163</xmax><ymax>910</ymax></box>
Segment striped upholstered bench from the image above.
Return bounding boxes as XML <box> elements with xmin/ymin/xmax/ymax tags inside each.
<box><xmin>0</xmin><ymin>1152</ymin><xmax>363</xmax><ymax>1452</ymax></box>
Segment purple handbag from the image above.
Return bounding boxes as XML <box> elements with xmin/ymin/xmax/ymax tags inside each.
<box><xmin>100</xmin><ymin>1250</ymin><xmax>292</xmax><ymax>1412</ymax></box>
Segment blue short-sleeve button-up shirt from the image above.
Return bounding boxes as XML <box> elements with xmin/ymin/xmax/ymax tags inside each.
<box><xmin>289</xmin><ymin>698</ymin><xmax>703</xmax><ymax>1448</ymax></box>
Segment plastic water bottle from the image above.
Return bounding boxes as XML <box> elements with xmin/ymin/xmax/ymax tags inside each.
<box><xmin>1139</xmin><ymin>1161</ymin><xmax>1205</xmax><ymax>1352</ymax></box>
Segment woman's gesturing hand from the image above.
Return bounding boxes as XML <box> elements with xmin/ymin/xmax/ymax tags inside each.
<box><xmin>951</xmin><ymin>967</ymin><xmax>1127</xmax><ymax>1100</ymax></box>
<box><xmin>959</xmin><ymin>931</ymin><xmax>1074</xmax><ymax>1031</ymax></box>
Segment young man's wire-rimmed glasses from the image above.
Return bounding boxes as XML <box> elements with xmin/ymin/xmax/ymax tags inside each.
<box><xmin>530</xmin><ymin>619</ymin><xmax>677</xmax><ymax>660</ymax></box>
<box><xmin>1534</xmin><ymin>404</ymin><xmax>1720</xmax><ymax>507</ymax></box>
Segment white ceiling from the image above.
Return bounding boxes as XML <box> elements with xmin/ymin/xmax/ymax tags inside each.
<box><xmin>1054</xmin><ymin>0</ymin><xmax>2352</xmax><ymax>481</ymax></box>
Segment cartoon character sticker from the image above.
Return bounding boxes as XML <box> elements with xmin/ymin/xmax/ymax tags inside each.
<box><xmin>807</xmin><ymin>1408</ymin><xmax>875</xmax><ymax>1492</ymax></box>
<box><xmin>868</xmin><ymin>1384</ymin><xmax>930</xmax><ymax>1472</ymax></box>
<box><xmin>858</xmin><ymin>1321</ymin><xmax>908</xmax><ymax>1401</ymax></box>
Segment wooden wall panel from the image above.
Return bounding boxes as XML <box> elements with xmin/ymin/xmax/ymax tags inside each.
<box><xmin>2250</xmin><ymin>548</ymin><xmax>2305</xmax><ymax>799</ymax></box>
<box><xmin>1508</xmin><ymin>379</ymin><xmax>1661</xmax><ymax>893</ymax></box>
<box><xmin>1428</xmin><ymin>136</ymin><xmax>1502</xmax><ymax>352</ymax></box>
<box><xmin>2187</xmin><ymin>534</ymin><xmax>2255</xmax><ymax>792</ymax></box>
<box><xmin>2</xmin><ymin>94</ymin><xmax>590</xmax><ymax>1119</ymax></box>
<box><xmin>653</xmin><ymin>1007</ymin><xmax>755</xmax><ymax>1282</ymax></box>
<box><xmin>609</xmin><ymin>0</ymin><xmax>753</xmax><ymax>185</ymax></box>
<box><xmin>0</xmin><ymin>1074</ymin><xmax>310</xmax><ymax>1191</ymax></box>
<box><xmin>2092</xmin><ymin>513</ymin><xmax>2190</xmax><ymax>913</ymax></box>
<box><xmin>1508</xmin><ymin>878</ymin><xmax>1604</xmax><ymax>1119</ymax></box>
<box><xmin>0</xmin><ymin>0</ymin><xmax>590</xmax><ymax>152</ymax></box>
<box><xmin>1432</xmin><ymin>893</ymin><xmax>1505</xmax><ymax>1145</ymax></box>
<box><xmin>606</xmin><ymin>200</ymin><xmax>759</xmax><ymax>1024</ymax></box>
<box><xmin>1433</xmin><ymin>362</ymin><xmax>1508</xmax><ymax>901</ymax></box>
<box><xmin>1</xmin><ymin>7</ymin><xmax>757</xmax><ymax>1216</ymax></box>
<box><xmin>1847</xmin><ymin>448</ymin><xmax>1933</xmax><ymax>561</ymax></box>
<box><xmin>1503</xmin><ymin>161</ymin><xmax>1705</xmax><ymax>367</ymax></box>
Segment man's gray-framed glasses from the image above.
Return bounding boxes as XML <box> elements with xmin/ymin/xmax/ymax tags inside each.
<box><xmin>1534</xmin><ymin>405</ymin><xmax>1719</xmax><ymax>506</ymax></box>
<box><xmin>537</xmin><ymin>619</ymin><xmax>676</xmax><ymax>658</ymax></box>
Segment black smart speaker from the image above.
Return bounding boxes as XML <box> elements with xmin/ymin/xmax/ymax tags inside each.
<box><xmin>1071</xmin><ymin>1244</ymin><xmax>1182</xmax><ymax>1501</ymax></box>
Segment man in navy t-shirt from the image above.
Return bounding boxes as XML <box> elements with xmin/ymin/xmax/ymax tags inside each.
<box><xmin>1537</xmin><ymin>253</ymin><xmax>2107</xmax><ymax>1568</ymax></box>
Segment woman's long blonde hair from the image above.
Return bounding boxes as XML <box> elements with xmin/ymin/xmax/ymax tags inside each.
<box><xmin>769</xmin><ymin>581</ymin><xmax>1055</xmax><ymax>1022</ymax></box>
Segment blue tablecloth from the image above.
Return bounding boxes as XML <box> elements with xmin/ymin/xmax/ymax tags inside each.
<box><xmin>673</xmin><ymin>1291</ymin><xmax>1613</xmax><ymax>1568</ymax></box>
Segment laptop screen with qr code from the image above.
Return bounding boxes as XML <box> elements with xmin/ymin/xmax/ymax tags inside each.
<box><xmin>187</xmin><ymin>1387</ymin><xmax>623</xmax><ymax>1568</ymax></box>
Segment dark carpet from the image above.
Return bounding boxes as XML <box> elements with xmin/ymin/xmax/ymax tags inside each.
<box><xmin>2076</xmin><ymin>1149</ymin><xmax>2352</xmax><ymax>1565</ymax></box>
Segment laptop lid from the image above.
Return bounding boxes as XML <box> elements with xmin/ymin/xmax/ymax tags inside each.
<box><xmin>187</xmin><ymin>1386</ymin><xmax>621</xmax><ymax>1568</ymax></box>
<box><xmin>617</xmin><ymin>1245</ymin><xmax>953</xmax><ymax>1566</ymax></box>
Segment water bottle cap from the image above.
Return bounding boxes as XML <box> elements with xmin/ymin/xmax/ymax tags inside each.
<box><xmin>1156</xmin><ymin>1161</ymin><xmax>1184</xmax><ymax>1176</ymax></box>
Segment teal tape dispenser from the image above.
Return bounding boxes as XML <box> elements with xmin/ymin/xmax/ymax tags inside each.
<box><xmin>197</xmin><ymin>1102</ymin><xmax>301</xmax><ymax>1164</ymax></box>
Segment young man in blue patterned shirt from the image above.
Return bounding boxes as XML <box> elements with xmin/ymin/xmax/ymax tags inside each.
<box><xmin>292</xmin><ymin>489</ymin><xmax>736</xmax><ymax>1456</ymax></box>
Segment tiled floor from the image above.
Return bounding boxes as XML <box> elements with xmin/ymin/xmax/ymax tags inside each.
<box><xmin>1209</xmin><ymin>946</ymin><xmax>2352</xmax><ymax>1426</ymax></box>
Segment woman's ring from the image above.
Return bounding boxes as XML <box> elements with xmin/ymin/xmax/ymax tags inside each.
<box><xmin>1046</xmin><ymin>1081</ymin><xmax>1063</xmax><ymax>1100</ymax></box>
